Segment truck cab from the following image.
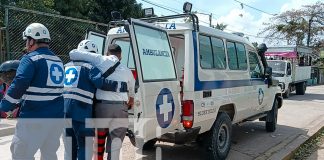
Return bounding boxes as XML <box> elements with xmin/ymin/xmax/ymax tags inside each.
<box><xmin>86</xmin><ymin>11</ymin><xmax>282</xmax><ymax>159</ymax></box>
<box><xmin>266</xmin><ymin>46</ymin><xmax>312</xmax><ymax>98</ymax></box>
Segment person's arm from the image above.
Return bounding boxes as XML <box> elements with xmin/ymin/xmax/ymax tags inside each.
<box><xmin>0</xmin><ymin>56</ymin><xmax>35</xmax><ymax>112</ymax></box>
<box><xmin>69</xmin><ymin>49</ymin><xmax>105</xmax><ymax>70</ymax></box>
<box><xmin>89</xmin><ymin>66</ymin><xmax>124</xmax><ymax>92</ymax></box>
<box><xmin>126</xmin><ymin>69</ymin><xmax>136</xmax><ymax>108</ymax></box>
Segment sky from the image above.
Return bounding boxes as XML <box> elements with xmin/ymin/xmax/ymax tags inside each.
<box><xmin>138</xmin><ymin>0</ymin><xmax>320</xmax><ymax>45</ymax></box>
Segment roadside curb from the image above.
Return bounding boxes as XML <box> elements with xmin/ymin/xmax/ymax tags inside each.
<box><xmin>0</xmin><ymin>126</ymin><xmax>15</xmax><ymax>137</ymax></box>
<box><xmin>283</xmin><ymin>126</ymin><xmax>324</xmax><ymax>160</ymax></box>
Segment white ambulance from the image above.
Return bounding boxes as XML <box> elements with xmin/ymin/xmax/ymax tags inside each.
<box><xmin>86</xmin><ymin>13</ymin><xmax>282</xmax><ymax>160</ymax></box>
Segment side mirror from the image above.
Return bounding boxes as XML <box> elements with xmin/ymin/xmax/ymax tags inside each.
<box><xmin>265</xmin><ymin>67</ymin><xmax>272</xmax><ymax>77</ymax></box>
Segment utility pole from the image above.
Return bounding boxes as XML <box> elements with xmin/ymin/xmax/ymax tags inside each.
<box><xmin>209</xmin><ymin>13</ymin><xmax>212</xmax><ymax>28</ymax></box>
<box><xmin>307</xmin><ymin>18</ymin><xmax>313</xmax><ymax>47</ymax></box>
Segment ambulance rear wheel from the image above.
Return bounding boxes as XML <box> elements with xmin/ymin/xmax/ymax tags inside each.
<box><xmin>142</xmin><ymin>139</ymin><xmax>157</xmax><ymax>150</ymax></box>
<box><xmin>206</xmin><ymin>112</ymin><xmax>232</xmax><ymax>160</ymax></box>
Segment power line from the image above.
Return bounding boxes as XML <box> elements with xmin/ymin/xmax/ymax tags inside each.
<box><xmin>233</xmin><ymin>0</ymin><xmax>277</xmax><ymax>16</ymax></box>
<box><xmin>140</xmin><ymin>0</ymin><xmax>285</xmax><ymax>41</ymax></box>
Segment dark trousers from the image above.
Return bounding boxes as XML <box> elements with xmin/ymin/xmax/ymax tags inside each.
<box><xmin>93</xmin><ymin>102</ymin><xmax>128</xmax><ymax>160</ymax></box>
<box><xmin>64</xmin><ymin>120</ymin><xmax>94</xmax><ymax>160</ymax></box>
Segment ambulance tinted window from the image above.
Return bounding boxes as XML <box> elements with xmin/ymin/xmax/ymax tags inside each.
<box><xmin>114</xmin><ymin>39</ymin><xmax>135</xmax><ymax>69</ymax></box>
<box><xmin>249</xmin><ymin>52</ymin><xmax>263</xmax><ymax>78</ymax></box>
<box><xmin>199</xmin><ymin>35</ymin><xmax>213</xmax><ymax>69</ymax></box>
<box><xmin>227</xmin><ymin>42</ymin><xmax>238</xmax><ymax>70</ymax></box>
<box><xmin>211</xmin><ymin>37</ymin><xmax>226</xmax><ymax>69</ymax></box>
<box><xmin>236</xmin><ymin>43</ymin><xmax>247</xmax><ymax>70</ymax></box>
<box><xmin>133</xmin><ymin>24</ymin><xmax>176</xmax><ymax>81</ymax></box>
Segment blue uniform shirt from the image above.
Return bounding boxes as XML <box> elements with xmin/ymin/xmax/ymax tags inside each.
<box><xmin>0</xmin><ymin>47</ymin><xmax>64</xmax><ymax>118</ymax></box>
<box><xmin>63</xmin><ymin>60</ymin><xmax>121</xmax><ymax>122</ymax></box>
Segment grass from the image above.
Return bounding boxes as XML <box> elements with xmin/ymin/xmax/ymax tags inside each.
<box><xmin>292</xmin><ymin>128</ymin><xmax>324</xmax><ymax>160</ymax></box>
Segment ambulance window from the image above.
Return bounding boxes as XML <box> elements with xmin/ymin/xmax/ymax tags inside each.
<box><xmin>133</xmin><ymin>24</ymin><xmax>176</xmax><ymax>81</ymax></box>
<box><xmin>249</xmin><ymin>52</ymin><xmax>263</xmax><ymax>78</ymax></box>
<box><xmin>211</xmin><ymin>37</ymin><xmax>226</xmax><ymax>69</ymax></box>
<box><xmin>227</xmin><ymin>42</ymin><xmax>239</xmax><ymax>70</ymax></box>
<box><xmin>199</xmin><ymin>35</ymin><xmax>213</xmax><ymax>69</ymax></box>
<box><xmin>114</xmin><ymin>39</ymin><xmax>135</xmax><ymax>69</ymax></box>
<box><xmin>236</xmin><ymin>43</ymin><xmax>247</xmax><ymax>70</ymax></box>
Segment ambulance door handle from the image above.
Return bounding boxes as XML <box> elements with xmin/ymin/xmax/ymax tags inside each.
<box><xmin>203</xmin><ymin>91</ymin><xmax>212</xmax><ymax>98</ymax></box>
<box><xmin>137</xmin><ymin>112</ymin><xmax>142</xmax><ymax>122</ymax></box>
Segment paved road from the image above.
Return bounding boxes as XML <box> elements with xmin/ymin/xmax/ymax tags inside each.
<box><xmin>1</xmin><ymin>85</ymin><xmax>324</xmax><ymax>160</ymax></box>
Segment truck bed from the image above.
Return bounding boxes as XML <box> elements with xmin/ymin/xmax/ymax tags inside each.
<box><xmin>293</xmin><ymin>66</ymin><xmax>311</xmax><ymax>82</ymax></box>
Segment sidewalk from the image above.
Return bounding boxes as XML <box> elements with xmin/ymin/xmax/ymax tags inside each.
<box><xmin>0</xmin><ymin>119</ymin><xmax>16</xmax><ymax>137</ymax></box>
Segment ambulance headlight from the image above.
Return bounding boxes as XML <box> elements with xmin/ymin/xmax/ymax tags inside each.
<box><xmin>144</xmin><ymin>8</ymin><xmax>154</xmax><ymax>17</ymax></box>
<box><xmin>183</xmin><ymin>2</ymin><xmax>192</xmax><ymax>13</ymax></box>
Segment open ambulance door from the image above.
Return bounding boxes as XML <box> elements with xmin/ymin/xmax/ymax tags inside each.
<box><xmin>85</xmin><ymin>30</ymin><xmax>107</xmax><ymax>55</ymax></box>
<box><xmin>126</xmin><ymin>19</ymin><xmax>181</xmax><ymax>142</ymax></box>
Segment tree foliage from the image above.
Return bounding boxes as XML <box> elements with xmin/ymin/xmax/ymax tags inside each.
<box><xmin>214</xmin><ymin>23</ymin><xmax>227</xmax><ymax>31</ymax></box>
<box><xmin>259</xmin><ymin>1</ymin><xmax>323</xmax><ymax>50</ymax></box>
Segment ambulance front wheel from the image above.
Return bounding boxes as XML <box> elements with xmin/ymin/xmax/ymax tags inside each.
<box><xmin>266</xmin><ymin>99</ymin><xmax>278</xmax><ymax>132</ymax></box>
<box><xmin>206</xmin><ymin>112</ymin><xmax>232</xmax><ymax>160</ymax></box>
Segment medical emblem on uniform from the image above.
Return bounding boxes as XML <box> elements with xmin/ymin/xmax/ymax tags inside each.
<box><xmin>46</xmin><ymin>60</ymin><xmax>64</xmax><ymax>86</ymax></box>
<box><xmin>155</xmin><ymin>88</ymin><xmax>175</xmax><ymax>128</ymax></box>
<box><xmin>64</xmin><ymin>66</ymin><xmax>81</xmax><ymax>87</ymax></box>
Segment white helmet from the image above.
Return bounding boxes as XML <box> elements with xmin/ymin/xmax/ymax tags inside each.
<box><xmin>22</xmin><ymin>23</ymin><xmax>51</xmax><ymax>42</ymax></box>
<box><xmin>77</xmin><ymin>40</ymin><xmax>99</xmax><ymax>54</ymax></box>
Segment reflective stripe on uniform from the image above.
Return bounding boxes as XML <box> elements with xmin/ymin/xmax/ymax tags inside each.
<box><xmin>30</xmin><ymin>54</ymin><xmax>61</xmax><ymax>62</ymax></box>
<box><xmin>4</xmin><ymin>94</ymin><xmax>20</xmax><ymax>104</ymax></box>
<box><xmin>63</xmin><ymin>94</ymin><xmax>93</xmax><ymax>104</ymax></box>
<box><xmin>64</xmin><ymin>88</ymin><xmax>94</xmax><ymax>98</ymax></box>
<box><xmin>27</xmin><ymin>87</ymin><xmax>63</xmax><ymax>93</ymax></box>
<box><xmin>65</xmin><ymin>62</ymin><xmax>92</xmax><ymax>69</ymax></box>
<box><xmin>24</xmin><ymin>95</ymin><xmax>62</xmax><ymax>101</ymax></box>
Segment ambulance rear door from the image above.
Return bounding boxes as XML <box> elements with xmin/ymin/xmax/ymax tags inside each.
<box><xmin>126</xmin><ymin>18</ymin><xmax>181</xmax><ymax>141</ymax></box>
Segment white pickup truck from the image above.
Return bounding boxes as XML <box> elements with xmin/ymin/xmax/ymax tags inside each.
<box><xmin>266</xmin><ymin>46</ymin><xmax>312</xmax><ymax>98</ymax></box>
<box><xmin>267</xmin><ymin>60</ymin><xmax>311</xmax><ymax>98</ymax></box>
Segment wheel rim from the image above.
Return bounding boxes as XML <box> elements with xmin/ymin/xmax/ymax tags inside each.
<box><xmin>217</xmin><ymin>123</ymin><xmax>229</xmax><ymax>153</ymax></box>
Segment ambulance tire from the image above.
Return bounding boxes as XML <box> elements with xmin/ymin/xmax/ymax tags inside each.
<box><xmin>142</xmin><ymin>139</ymin><xmax>157</xmax><ymax>150</ymax></box>
<box><xmin>206</xmin><ymin>112</ymin><xmax>232</xmax><ymax>160</ymax></box>
<box><xmin>296</xmin><ymin>82</ymin><xmax>306</xmax><ymax>95</ymax></box>
<box><xmin>283</xmin><ymin>86</ymin><xmax>290</xmax><ymax>98</ymax></box>
<box><xmin>266</xmin><ymin>99</ymin><xmax>278</xmax><ymax>132</ymax></box>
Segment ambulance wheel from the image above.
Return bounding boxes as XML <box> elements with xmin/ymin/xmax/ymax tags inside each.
<box><xmin>296</xmin><ymin>82</ymin><xmax>306</xmax><ymax>95</ymax></box>
<box><xmin>266</xmin><ymin>99</ymin><xmax>278</xmax><ymax>132</ymax></box>
<box><xmin>206</xmin><ymin>112</ymin><xmax>232</xmax><ymax>160</ymax></box>
<box><xmin>142</xmin><ymin>139</ymin><xmax>157</xmax><ymax>150</ymax></box>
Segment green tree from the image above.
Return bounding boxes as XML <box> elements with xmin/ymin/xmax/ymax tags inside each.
<box><xmin>214</xmin><ymin>23</ymin><xmax>227</xmax><ymax>31</ymax></box>
<box><xmin>259</xmin><ymin>1</ymin><xmax>323</xmax><ymax>47</ymax></box>
<box><xmin>89</xmin><ymin>0</ymin><xmax>143</xmax><ymax>24</ymax></box>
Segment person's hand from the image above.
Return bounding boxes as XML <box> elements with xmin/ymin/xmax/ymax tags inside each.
<box><xmin>6</xmin><ymin>111</ymin><xmax>13</xmax><ymax>119</ymax></box>
<box><xmin>127</xmin><ymin>97</ymin><xmax>134</xmax><ymax>110</ymax></box>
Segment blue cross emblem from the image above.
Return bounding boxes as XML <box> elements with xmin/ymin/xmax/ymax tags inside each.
<box><xmin>50</xmin><ymin>64</ymin><xmax>64</xmax><ymax>84</ymax></box>
<box><xmin>156</xmin><ymin>88</ymin><xmax>175</xmax><ymax>128</ymax></box>
<box><xmin>64</xmin><ymin>68</ymin><xmax>78</xmax><ymax>85</ymax></box>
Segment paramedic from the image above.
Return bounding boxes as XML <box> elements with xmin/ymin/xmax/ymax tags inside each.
<box><xmin>0</xmin><ymin>23</ymin><xmax>65</xmax><ymax>160</ymax></box>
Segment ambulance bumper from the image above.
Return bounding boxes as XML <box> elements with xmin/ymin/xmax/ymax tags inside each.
<box><xmin>158</xmin><ymin>127</ymin><xmax>201</xmax><ymax>144</ymax></box>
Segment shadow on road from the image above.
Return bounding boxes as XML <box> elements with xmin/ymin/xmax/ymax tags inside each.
<box><xmin>287</xmin><ymin>93</ymin><xmax>324</xmax><ymax>101</ymax></box>
<box><xmin>136</xmin><ymin>121</ymin><xmax>307</xmax><ymax>160</ymax></box>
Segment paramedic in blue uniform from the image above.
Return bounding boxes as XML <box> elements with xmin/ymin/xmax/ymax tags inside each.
<box><xmin>69</xmin><ymin>44</ymin><xmax>135</xmax><ymax>160</ymax></box>
<box><xmin>63</xmin><ymin>40</ymin><xmax>122</xmax><ymax>160</ymax></box>
<box><xmin>0</xmin><ymin>23</ymin><xmax>65</xmax><ymax>160</ymax></box>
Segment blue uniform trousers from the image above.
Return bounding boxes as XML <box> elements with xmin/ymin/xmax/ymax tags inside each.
<box><xmin>64</xmin><ymin>120</ymin><xmax>94</xmax><ymax>160</ymax></box>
